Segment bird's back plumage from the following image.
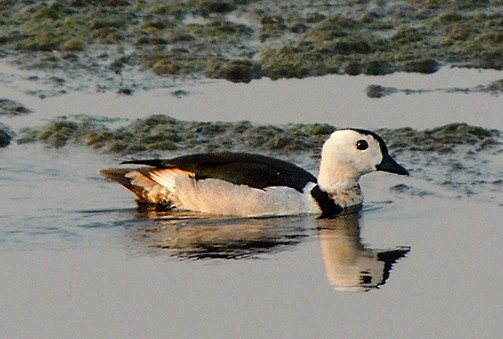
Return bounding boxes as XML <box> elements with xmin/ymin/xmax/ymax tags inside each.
<box><xmin>123</xmin><ymin>152</ymin><xmax>317</xmax><ymax>192</ymax></box>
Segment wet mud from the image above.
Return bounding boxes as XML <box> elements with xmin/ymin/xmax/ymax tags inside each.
<box><xmin>13</xmin><ymin>115</ymin><xmax>499</xmax><ymax>154</ymax></box>
<box><xmin>0</xmin><ymin>122</ymin><xmax>14</xmax><ymax>147</ymax></box>
<box><xmin>0</xmin><ymin>98</ymin><xmax>32</xmax><ymax>116</ymax></box>
<box><xmin>1</xmin><ymin>0</ymin><xmax>503</xmax><ymax>86</ymax></box>
<box><xmin>367</xmin><ymin>79</ymin><xmax>503</xmax><ymax>98</ymax></box>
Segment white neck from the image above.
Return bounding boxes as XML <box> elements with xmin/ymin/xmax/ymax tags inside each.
<box><xmin>318</xmin><ymin>162</ymin><xmax>360</xmax><ymax>193</ymax></box>
<box><xmin>317</xmin><ymin>163</ymin><xmax>363</xmax><ymax>208</ymax></box>
<box><xmin>316</xmin><ymin>136</ymin><xmax>365</xmax><ymax>209</ymax></box>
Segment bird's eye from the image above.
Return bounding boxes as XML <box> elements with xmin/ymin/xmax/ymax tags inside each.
<box><xmin>356</xmin><ymin>140</ymin><xmax>368</xmax><ymax>150</ymax></box>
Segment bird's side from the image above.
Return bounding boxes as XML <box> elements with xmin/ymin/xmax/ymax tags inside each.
<box><xmin>100</xmin><ymin>129</ymin><xmax>409</xmax><ymax>217</ymax></box>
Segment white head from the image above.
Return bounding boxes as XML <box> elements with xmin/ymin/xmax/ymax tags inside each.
<box><xmin>318</xmin><ymin>129</ymin><xmax>408</xmax><ymax>192</ymax></box>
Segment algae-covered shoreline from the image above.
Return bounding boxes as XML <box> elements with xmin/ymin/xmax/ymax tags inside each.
<box><xmin>1</xmin><ymin>0</ymin><xmax>503</xmax><ymax>96</ymax></box>
<box><xmin>11</xmin><ymin>114</ymin><xmax>501</xmax><ymax>156</ymax></box>
<box><xmin>1</xmin><ymin>0</ymin><xmax>503</xmax><ymax>84</ymax></box>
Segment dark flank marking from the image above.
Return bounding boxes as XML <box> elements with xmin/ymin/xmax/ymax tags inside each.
<box><xmin>123</xmin><ymin>152</ymin><xmax>317</xmax><ymax>192</ymax></box>
<box><xmin>310</xmin><ymin>185</ymin><xmax>343</xmax><ymax>218</ymax></box>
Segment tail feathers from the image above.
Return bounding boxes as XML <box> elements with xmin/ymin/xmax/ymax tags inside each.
<box><xmin>100</xmin><ymin>168</ymin><xmax>173</xmax><ymax>206</ymax></box>
<box><xmin>100</xmin><ymin>168</ymin><xmax>135</xmax><ymax>188</ymax></box>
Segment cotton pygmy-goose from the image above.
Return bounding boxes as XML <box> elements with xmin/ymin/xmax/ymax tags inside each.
<box><xmin>100</xmin><ymin>128</ymin><xmax>408</xmax><ymax>217</ymax></box>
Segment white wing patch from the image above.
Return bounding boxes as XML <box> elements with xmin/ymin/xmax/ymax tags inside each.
<box><xmin>148</xmin><ymin>168</ymin><xmax>195</xmax><ymax>192</ymax></box>
<box><xmin>128</xmin><ymin>168</ymin><xmax>196</xmax><ymax>207</ymax></box>
<box><xmin>126</xmin><ymin>168</ymin><xmax>318</xmax><ymax>216</ymax></box>
<box><xmin>125</xmin><ymin>170</ymin><xmax>172</xmax><ymax>204</ymax></box>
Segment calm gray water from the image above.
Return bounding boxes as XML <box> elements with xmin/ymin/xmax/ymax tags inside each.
<box><xmin>1</xmin><ymin>66</ymin><xmax>502</xmax><ymax>338</ymax></box>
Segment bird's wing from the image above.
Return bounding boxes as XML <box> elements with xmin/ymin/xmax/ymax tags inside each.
<box><xmin>123</xmin><ymin>152</ymin><xmax>317</xmax><ymax>192</ymax></box>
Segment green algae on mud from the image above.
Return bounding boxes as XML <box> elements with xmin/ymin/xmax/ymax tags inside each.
<box><xmin>366</xmin><ymin>78</ymin><xmax>503</xmax><ymax>98</ymax></box>
<box><xmin>16</xmin><ymin>114</ymin><xmax>336</xmax><ymax>155</ymax></box>
<box><xmin>378</xmin><ymin>123</ymin><xmax>500</xmax><ymax>153</ymax></box>
<box><xmin>0</xmin><ymin>98</ymin><xmax>32</xmax><ymax>116</ymax></box>
<box><xmin>15</xmin><ymin>115</ymin><xmax>501</xmax><ymax>156</ymax></box>
<box><xmin>0</xmin><ymin>97</ymin><xmax>26</xmax><ymax>146</ymax></box>
<box><xmin>1</xmin><ymin>0</ymin><xmax>503</xmax><ymax>85</ymax></box>
<box><xmin>0</xmin><ymin>123</ymin><xmax>15</xmax><ymax>147</ymax></box>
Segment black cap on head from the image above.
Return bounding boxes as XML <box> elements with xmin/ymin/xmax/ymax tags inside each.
<box><xmin>350</xmin><ymin>128</ymin><xmax>409</xmax><ymax>176</ymax></box>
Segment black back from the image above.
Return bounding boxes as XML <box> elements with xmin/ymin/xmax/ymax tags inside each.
<box><xmin>123</xmin><ymin>152</ymin><xmax>317</xmax><ymax>192</ymax></box>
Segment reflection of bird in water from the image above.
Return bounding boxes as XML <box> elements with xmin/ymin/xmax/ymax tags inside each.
<box><xmin>131</xmin><ymin>208</ymin><xmax>308</xmax><ymax>260</ymax></box>
<box><xmin>317</xmin><ymin>211</ymin><xmax>410</xmax><ymax>292</ymax></box>
<box><xmin>131</xmin><ymin>208</ymin><xmax>409</xmax><ymax>292</ymax></box>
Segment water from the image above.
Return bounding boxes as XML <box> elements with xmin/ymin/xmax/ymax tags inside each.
<box><xmin>1</xmin><ymin>64</ymin><xmax>502</xmax><ymax>338</ymax></box>
<box><xmin>1</xmin><ymin>63</ymin><xmax>503</xmax><ymax>130</ymax></box>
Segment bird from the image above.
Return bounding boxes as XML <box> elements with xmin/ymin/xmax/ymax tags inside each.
<box><xmin>100</xmin><ymin>128</ymin><xmax>408</xmax><ymax>217</ymax></box>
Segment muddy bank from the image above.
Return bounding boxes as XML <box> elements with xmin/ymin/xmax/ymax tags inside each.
<box><xmin>1</xmin><ymin>0</ymin><xmax>502</xmax><ymax>88</ymax></box>
<box><xmin>367</xmin><ymin>79</ymin><xmax>503</xmax><ymax>98</ymax></box>
<box><xmin>0</xmin><ymin>97</ymin><xmax>21</xmax><ymax>146</ymax></box>
<box><xmin>16</xmin><ymin>114</ymin><xmax>337</xmax><ymax>155</ymax></box>
<box><xmin>0</xmin><ymin>122</ymin><xmax>14</xmax><ymax>147</ymax></box>
<box><xmin>0</xmin><ymin>98</ymin><xmax>32</xmax><ymax>116</ymax></box>
<box><xmin>14</xmin><ymin>115</ymin><xmax>500</xmax><ymax>155</ymax></box>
